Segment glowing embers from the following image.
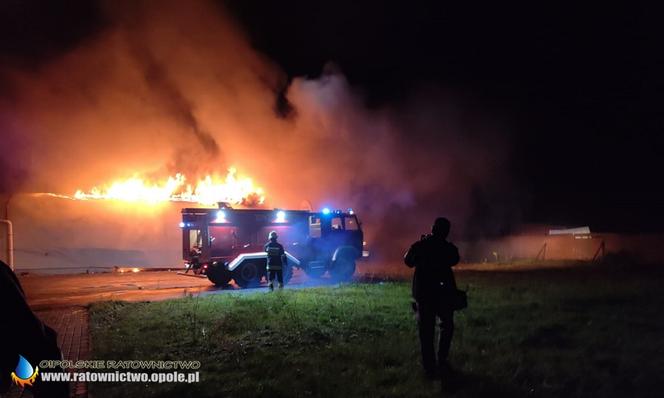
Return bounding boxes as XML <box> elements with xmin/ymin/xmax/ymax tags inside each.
<box><xmin>73</xmin><ymin>167</ymin><xmax>265</xmax><ymax>206</ymax></box>
<box><xmin>116</xmin><ymin>267</ymin><xmax>142</xmax><ymax>273</ymax></box>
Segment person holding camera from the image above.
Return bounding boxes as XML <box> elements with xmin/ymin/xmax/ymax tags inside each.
<box><xmin>404</xmin><ymin>217</ymin><xmax>461</xmax><ymax>381</ymax></box>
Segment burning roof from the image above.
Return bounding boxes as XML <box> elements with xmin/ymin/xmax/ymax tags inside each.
<box><xmin>43</xmin><ymin>167</ymin><xmax>264</xmax><ymax>207</ymax></box>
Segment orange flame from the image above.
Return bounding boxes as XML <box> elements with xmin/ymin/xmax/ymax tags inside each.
<box><xmin>73</xmin><ymin>167</ymin><xmax>265</xmax><ymax>206</ymax></box>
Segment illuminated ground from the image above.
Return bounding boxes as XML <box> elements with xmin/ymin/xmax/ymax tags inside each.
<box><xmin>18</xmin><ymin>260</ymin><xmax>608</xmax><ymax>309</ymax></box>
<box><xmin>19</xmin><ymin>268</ymin><xmax>333</xmax><ymax>309</ymax></box>
<box><xmin>13</xmin><ymin>260</ymin><xmax>664</xmax><ymax>396</ymax></box>
<box><xmin>86</xmin><ymin>263</ymin><xmax>664</xmax><ymax>397</ymax></box>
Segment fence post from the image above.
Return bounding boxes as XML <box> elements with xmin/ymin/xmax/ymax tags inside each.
<box><xmin>592</xmin><ymin>240</ymin><xmax>606</xmax><ymax>262</ymax></box>
<box><xmin>535</xmin><ymin>242</ymin><xmax>547</xmax><ymax>260</ymax></box>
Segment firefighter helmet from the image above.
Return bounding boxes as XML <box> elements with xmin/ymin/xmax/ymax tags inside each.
<box><xmin>268</xmin><ymin>231</ymin><xmax>278</xmax><ymax>240</ymax></box>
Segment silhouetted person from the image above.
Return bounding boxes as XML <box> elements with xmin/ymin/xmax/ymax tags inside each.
<box><xmin>0</xmin><ymin>261</ymin><xmax>69</xmax><ymax>398</ymax></box>
<box><xmin>404</xmin><ymin>217</ymin><xmax>460</xmax><ymax>380</ymax></box>
<box><xmin>264</xmin><ymin>231</ymin><xmax>286</xmax><ymax>290</ymax></box>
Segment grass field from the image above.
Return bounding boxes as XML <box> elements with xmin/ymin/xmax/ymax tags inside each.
<box><xmin>89</xmin><ymin>263</ymin><xmax>664</xmax><ymax>397</ymax></box>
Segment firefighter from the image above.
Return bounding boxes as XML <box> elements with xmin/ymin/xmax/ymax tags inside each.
<box><xmin>264</xmin><ymin>231</ymin><xmax>286</xmax><ymax>291</ymax></box>
<box><xmin>404</xmin><ymin>217</ymin><xmax>460</xmax><ymax>380</ymax></box>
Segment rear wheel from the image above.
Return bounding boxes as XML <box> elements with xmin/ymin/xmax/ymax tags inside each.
<box><xmin>234</xmin><ymin>261</ymin><xmax>263</xmax><ymax>288</ymax></box>
<box><xmin>303</xmin><ymin>260</ymin><xmax>327</xmax><ymax>279</ymax></box>
<box><xmin>330</xmin><ymin>256</ymin><xmax>356</xmax><ymax>281</ymax></box>
<box><xmin>207</xmin><ymin>265</ymin><xmax>232</xmax><ymax>287</ymax></box>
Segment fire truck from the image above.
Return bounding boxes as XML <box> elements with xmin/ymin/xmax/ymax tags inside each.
<box><xmin>180</xmin><ymin>204</ymin><xmax>366</xmax><ymax>287</ymax></box>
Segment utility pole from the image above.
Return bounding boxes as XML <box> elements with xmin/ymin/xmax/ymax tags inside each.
<box><xmin>1</xmin><ymin>194</ymin><xmax>13</xmax><ymax>270</ymax></box>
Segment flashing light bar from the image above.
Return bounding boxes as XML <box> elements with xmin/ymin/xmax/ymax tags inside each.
<box><xmin>215</xmin><ymin>210</ymin><xmax>227</xmax><ymax>223</ymax></box>
<box><xmin>275</xmin><ymin>210</ymin><xmax>286</xmax><ymax>223</ymax></box>
<box><xmin>321</xmin><ymin>207</ymin><xmax>355</xmax><ymax>215</ymax></box>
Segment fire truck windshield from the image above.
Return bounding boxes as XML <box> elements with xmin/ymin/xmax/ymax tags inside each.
<box><xmin>331</xmin><ymin>217</ymin><xmax>343</xmax><ymax>230</ymax></box>
<box><xmin>344</xmin><ymin>216</ymin><xmax>359</xmax><ymax>230</ymax></box>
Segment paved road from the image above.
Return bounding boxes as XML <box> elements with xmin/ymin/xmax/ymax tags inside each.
<box><xmin>17</xmin><ymin>260</ymin><xmax>562</xmax><ymax>310</ymax></box>
<box><xmin>18</xmin><ymin>268</ymin><xmax>346</xmax><ymax>309</ymax></box>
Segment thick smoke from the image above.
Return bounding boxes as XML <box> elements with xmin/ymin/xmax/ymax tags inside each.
<box><xmin>131</xmin><ymin>44</ymin><xmax>221</xmax><ymax>159</ymax></box>
<box><xmin>0</xmin><ymin>0</ymin><xmax>519</xmax><ymax>267</ymax></box>
<box><xmin>0</xmin><ymin>114</ymin><xmax>27</xmax><ymax>194</ymax></box>
<box><xmin>124</xmin><ymin>36</ymin><xmax>222</xmax><ymax>175</ymax></box>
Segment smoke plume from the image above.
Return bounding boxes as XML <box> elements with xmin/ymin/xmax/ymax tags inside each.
<box><xmin>0</xmin><ymin>0</ymin><xmax>520</xmax><ymax>266</ymax></box>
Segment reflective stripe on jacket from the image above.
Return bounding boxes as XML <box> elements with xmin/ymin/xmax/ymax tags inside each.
<box><xmin>264</xmin><ymin>241</ymin><xmax>285</xmax><ymax>270</ymax></box>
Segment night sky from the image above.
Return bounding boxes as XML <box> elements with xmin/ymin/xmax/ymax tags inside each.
<box><xmin>1</xmin><ymin>0</ymin><xmax>661</xmax><ymax>233</ymax></box>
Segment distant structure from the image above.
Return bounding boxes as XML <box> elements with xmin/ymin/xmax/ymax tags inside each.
<box><xmin>548</xmin><ymin>226</ymin><xmax>591</xmax><ymax>236</ymax></box>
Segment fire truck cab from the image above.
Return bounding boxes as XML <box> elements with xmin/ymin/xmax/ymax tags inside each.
<box><xmin>180</xmin><ymin>204</ymin><xmax>365</xmax><ymax>287</ymax></box>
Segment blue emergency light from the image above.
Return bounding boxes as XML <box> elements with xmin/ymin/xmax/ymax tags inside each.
<box><xmin>275</xmin><ymin>210</ymin><xmax>286</xmax><ymax>223</ymax></box>
<box><xmin>322</xmin><ymin>207</ymin><xmax>331</xmax><ymax>215</ymax></box>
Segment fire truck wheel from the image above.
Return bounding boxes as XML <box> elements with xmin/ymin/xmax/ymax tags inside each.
<box><xmin>234</xmin><ymin>261</ymin><xmax>262</xmax><ymax>288</ymax></box>
<box><xmin>330</xmin><ymin>256</ymin><xmax>356</xmax><ymax>281</ymax></box>
<box><xmin>207</xmin><ymin>266</ymin><xmax>232</xmax><ymax>287</ymax></box>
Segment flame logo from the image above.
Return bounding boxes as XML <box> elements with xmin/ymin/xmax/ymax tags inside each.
<box><xmin>10</xmin><ymin>355</ymin><xmax>39</xmax><ymax>388</ymax></box>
